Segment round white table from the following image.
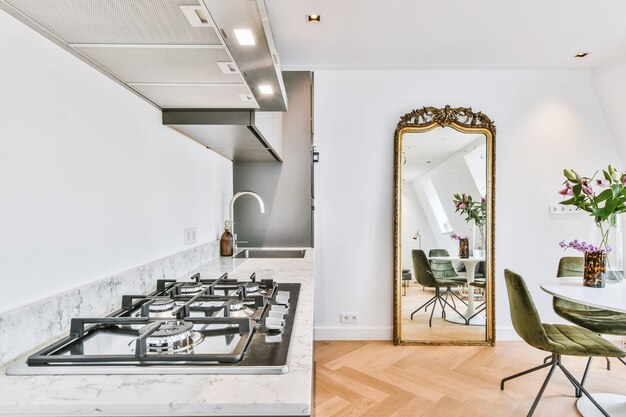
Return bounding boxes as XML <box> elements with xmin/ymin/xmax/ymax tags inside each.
<box><xmin>541</xmin><ymin>277</ymin><xmax>626</xmax><ymax>417</ymax></box>
<box><xmin>429</xmin><ymin>256</ymin><xmax>485</xmax><ymax>326</ymax></box>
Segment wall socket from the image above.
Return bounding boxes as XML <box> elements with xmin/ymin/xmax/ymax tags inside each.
<box><xmin>548</xmin><ymin>204</ymin><xmax>579</xmax><ymax>215</ymax></box>
<box><xmin>183</xmin><ymin>228</ymin><xmax>197</xmax><ymax>245</ymax></box>
<box><xmin>340</xmin><ymin>313</ymin><xmax>359</xmax><ymax>324</ymax></box>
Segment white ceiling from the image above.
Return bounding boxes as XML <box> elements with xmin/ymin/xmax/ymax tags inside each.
<box><xmin>266</xmin><ymin>0</ymin><xmax>626</xmax><ymax>69</ymax></box>
<box><xmin>402</xmin><ymin>129</ymin><xmax>484</xmax><ymax>181</ymax></box>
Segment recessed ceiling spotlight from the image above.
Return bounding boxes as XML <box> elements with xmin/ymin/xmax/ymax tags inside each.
<box><xmin>234</xmin><ymin>29</ymin><xmax>255</xmax><ymax>46</ymax></box>
<box><xmin>574</xmin><ymin>52</ymin><xmax>590</xmax><ymax>58</ymax></box>
<box><xmin>306</xmin><ymin>14</ymin><xmax>321</xmax><ymax>23</ymax></box>
<box><xmin>258</xmin><ymin>85</ymin><xmax>274</xmax><ymax>95</ymax></box>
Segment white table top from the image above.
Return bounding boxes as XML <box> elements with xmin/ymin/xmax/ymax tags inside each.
<box><xmin>540</xmin><ymin>277</ymin><xmax>626</xmax><ymax>313</ymax></box>
<box><xmin>429</xmin><ymin>256</ymin><xmax>485</xmax><ymax>262</ymax></box>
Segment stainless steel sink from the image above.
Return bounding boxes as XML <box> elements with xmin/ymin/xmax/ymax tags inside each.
<box><xmin>235</xmin><ymin>249</ymin><xmax>306</xmax><ymax>259</ymax></box>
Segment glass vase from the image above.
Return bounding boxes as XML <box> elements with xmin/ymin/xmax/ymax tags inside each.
<box><xmin>589</xmin><ymin>213</ymin><xmax>623</xmax><ymax>283</ymax></box>
<box><xmin>459</xmin><ymin>238</ymin><xmax>469</xmax><ymax>259</ymax></box>
<box><xmin>583</xmin><ymin>251</ymin><xmax>606</xmax><ymax>288</ymax></box>
<box><xmin>472</xmin><ymin>223</ymin><xmax>486</xmax><ymax>259</ymax></box>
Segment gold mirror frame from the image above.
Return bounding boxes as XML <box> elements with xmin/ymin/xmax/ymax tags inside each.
<box><xmin>393</xmin><ymin>105</ymin><xmax>496</xmax><ymax>346</ymax></box>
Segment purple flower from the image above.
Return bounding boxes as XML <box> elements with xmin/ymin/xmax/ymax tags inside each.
<box><xmin>580</xmin><ymin>178</ymin><xmax>593</xmax><ymax>195</ymax></box>
<box><xmin>559</xmin><ymin>239</ymin><xmax>610</xmax><ymax>253</ymax></box>
<box><xmin>449</xmin><ymin>232</ymin><xmax>467</xmax><ymax>241</ymax></box>
<box><xmin>596</xmin><ymin>179</ymin><xmax>609</xmax><ymax>188</ymax></box>
<box><xmin>559</xmin><ymin>182</ymin><xmax>574</xmax><ymax>197</ymax></box>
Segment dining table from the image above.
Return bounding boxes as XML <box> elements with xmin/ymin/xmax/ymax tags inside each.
<box><xmin>429</xmin><ymin>256</ymin><xmax>485</xmax><ymax>326</ymax></box>
<box><xmin>541</xmin><ymin>277</ymin><xmax>626</xmax><ymax>417</ymax></box>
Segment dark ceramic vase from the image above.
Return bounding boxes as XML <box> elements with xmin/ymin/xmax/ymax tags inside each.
<box><xmin>459</xmin><ymin>238</ymin><xmax>469</xmax><ymax>259</ymax></box>
<box><xmin>583</xmin><ymin>250</ymin><xmax>606</xmax><ymax>288</ymax></box>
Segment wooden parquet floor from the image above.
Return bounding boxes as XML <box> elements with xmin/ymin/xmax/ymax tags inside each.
<box><xmin>314</xmin><ymin>341</ymin><xmax>626</xmax><ymax>417</ymax></box>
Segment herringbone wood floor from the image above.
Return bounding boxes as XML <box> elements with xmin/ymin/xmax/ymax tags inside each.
<box><xmin>314</xmin><ymin>341</ymin><xmax>626</xmax><ymax>417</ymax></box>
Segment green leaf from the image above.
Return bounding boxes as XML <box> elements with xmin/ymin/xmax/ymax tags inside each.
<box><xmin>592</xmin><ymin>208</ymin><xmax>604</xmax><ymax>218</ymax></box>
<box><xmin>604</xmin><ymin>170</ymin><xmax>612</xmax><ymax>182</ymax></box>
<box><xmin>596</xmin><ymin>189</ymin><xmax>612</xmax><ymax>203</ymax></box>
<box><xmin>612</xmin><ymin>184</ymin><xmax>622</xmax><ymax>198</ymax></box>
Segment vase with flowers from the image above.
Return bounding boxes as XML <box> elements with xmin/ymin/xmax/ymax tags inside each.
<box><xmin>559</xmin><ymin>240</ymin><xmax>609</xmax><ymax>288</ymax></box>
<box><xmin>559</xmin><ymin>165</ymin><xmax>625</xmax><ymax>284</ymax></box>
<box><xmin>453</xmin><ymin>193</ymin><xmax>487</xmax><ymax>258</ymax></box>
<box><xmin>450</xmin><ymin>232</ymin><xmax>469</xmax><ymax>259</ymax></box>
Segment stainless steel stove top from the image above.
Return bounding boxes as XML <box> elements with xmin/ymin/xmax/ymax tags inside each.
<box><xmin>6</xmin><ymin>273</ymin><xmax>300</xmax><ymax>375</ymax></box>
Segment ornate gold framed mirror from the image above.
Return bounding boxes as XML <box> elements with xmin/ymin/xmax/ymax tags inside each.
<box><xmin>393</xmin><ymin>106</ymin><xmax>496</xmax><ymax>346</ymax></box>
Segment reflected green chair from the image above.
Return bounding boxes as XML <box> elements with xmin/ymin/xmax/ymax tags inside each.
<box><xmin>553</xmin><ymin>256</ymin><xmax>626</xmax><ymax>392</ymax></box>
<box><xmin>411</xmin><ymin>250</ymin><xmax>467</xmax><ymax>327</ymax></box>
<box><xmin>428</xmin><ymin>249</ymin><xmax>466</xmax><ymax>283</ymax></box>
<box><xmin>501</xmin><ymin>269</ymin><xmax>623</xmax><ymax>417</ymax></box>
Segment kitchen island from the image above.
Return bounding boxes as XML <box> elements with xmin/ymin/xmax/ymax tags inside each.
<box><xmin>0</xmin><ymin>249</ymin><xmax>314</xmax><ymax>417</ymax></box>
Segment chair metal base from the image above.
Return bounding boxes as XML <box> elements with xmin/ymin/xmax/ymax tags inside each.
<box><xmin>577</xmin><ymin>356</ymin><xmax>626</xmax><ymax>398</ymax></box>
<box><xmin>409</xmin><ymin>287</ymin><xmax>468</xmax><ymax>326</ymax></box>
<box><xmin>501</xmin><ymin>353</ymin><xmax>610</xmax><ymax>417</ymax></box>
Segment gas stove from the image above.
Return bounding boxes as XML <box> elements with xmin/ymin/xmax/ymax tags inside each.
<box><xmin>6</xmin><ymin>273</ymin><xmax>300</xmax><ymax>375</ymax></box>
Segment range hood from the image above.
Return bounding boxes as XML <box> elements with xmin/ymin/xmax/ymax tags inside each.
<box><xmin>164</xmin><ymin>109</ymin><xmax>283</xmax><ymax>162</ymax></box>
<box><xmin>0</xmin><ymin>0</ymin><xmax>288</xmax><ymax>161</ymax></box>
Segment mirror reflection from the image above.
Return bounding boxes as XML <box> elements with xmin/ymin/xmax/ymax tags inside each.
<box><xmin>399</xmin><ymin>127</ymin><xmax>488</xmax><ymax>342</ymax></box>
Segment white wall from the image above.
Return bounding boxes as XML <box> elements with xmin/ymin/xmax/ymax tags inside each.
<box><xmin>400</xmin><ymin>187</ymin><xmax>437</xmax><ymax>270</ymax></box>
<box><xmin>592</xmin><ymin>52</ymin><xmax>626</xmax><ymax>164</ymax></box>
<box><xmin>313</xmin><ymin>70</ymin><xmax>621</xmax><ymax>340</ymax></box>
<box><xmin>0</xmin><ymin>10</ymin><xmax>233</xmax><ymax>313</ymax></box>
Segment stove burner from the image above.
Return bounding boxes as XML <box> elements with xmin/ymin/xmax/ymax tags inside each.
<box><xmin>148</xmin><ymin>298</ymin><xmax>175</xmax><ymax>312</ymax></box>
<box><xmin>229</xmin><ymin>300</ymin><xmax>244</xmax><ymax>311</ymax></box>
<box><xmin>246</xmin><ymin>283</ymin><xmax>259</xmax><ymax>293</ymax></box>
<box><xmin>141</xmin><ymin>320</ymin><xmax>203</xmax><ymax>353</ymax></box>
<box><xmin>180</xmin><ymin>282</ymin><xmax>204</xmax><ymax>294</ymax></box>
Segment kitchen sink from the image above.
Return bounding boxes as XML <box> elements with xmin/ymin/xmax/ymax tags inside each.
<box><xmin>235</xmin><ymin>249</ymin><xmax>306</xmax><ymax>259</ymax></box>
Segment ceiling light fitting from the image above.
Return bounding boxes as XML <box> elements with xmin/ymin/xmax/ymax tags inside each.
<box><xmin>306</xmin><ymin>14</ymin><xmax>321</xmax><ymax>23</ymax></box>
<box><xmin>234</xmin><ymin>29</ymin><xmax>255</xmax><ymax>46</ymax></box>
<box><xmin>574</xmin><ymin>52</ymin><xmax>590</xmax><ymax>58</ymax></box>
<box><xmin>258</xmin><ymin>85</ymin><xmax>273</xmax><ymax>95</ymax></box>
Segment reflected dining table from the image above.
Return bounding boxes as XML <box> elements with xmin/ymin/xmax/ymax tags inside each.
<box><xmin>541</xmin><ymin>277</ymin><xmax>626</xmax><ymax>417</ymax></box>
<box><xmin>428</xmin><ymin>256</ymin><xmax>485</xmax><ymax>326</ymax></box>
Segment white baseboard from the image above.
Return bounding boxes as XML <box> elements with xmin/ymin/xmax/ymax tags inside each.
<box><xmin>314</xmin><ymin>326</ymin><xmax>393</xmax><ymax>340</ymax></box>
<box><xmin>314</xmin><ymin>326</ymin><xmax>522</xmax><ymax>342</ymax></box>
<box><xmin>495</xmin><ymin>327</ymin><xmax>522</xmax><ymax>341</ymax></box>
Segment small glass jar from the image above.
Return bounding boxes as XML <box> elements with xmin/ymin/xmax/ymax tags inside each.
<box><xmin>583</xmin><ymin>250</ymin><xmax>606</xmax><ymax>288</ymax></box>
<box><xmin>459</xmin><ymin>238</ymin><xmax>469</xmax><ymax>259</ymax></box>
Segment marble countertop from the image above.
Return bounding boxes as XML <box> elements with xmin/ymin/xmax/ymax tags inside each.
<box><xmin>0</xmin><ymin>249</ymin><xmax>314</xmax><ymax>416</ymax></box>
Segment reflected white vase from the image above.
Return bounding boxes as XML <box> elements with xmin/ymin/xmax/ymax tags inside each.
<box><xmin>472</xmin><ymin>223</ymin><xmax>486</xmax><ymax>259</ymax></box>
<box><xmin>589</xmin><ymin>213</ymin><xmax>623</xmax><ymax>283</ymax></box>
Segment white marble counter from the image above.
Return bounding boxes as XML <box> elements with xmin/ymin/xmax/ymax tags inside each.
<box><xmin>0</xmin><ymin>249</ymin><xmax>314</xmax><ymax>416</ymax></box>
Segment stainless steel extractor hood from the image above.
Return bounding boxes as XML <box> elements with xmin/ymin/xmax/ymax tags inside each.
<box><xmin>0</xmin><ymin>0</ymin><xmax>287</xmax><ymax>112</ymax></box>
<box><xmin>163</xmin><ymin>109</ymin><xmax>283</xmax><ymax>162</ymax></box>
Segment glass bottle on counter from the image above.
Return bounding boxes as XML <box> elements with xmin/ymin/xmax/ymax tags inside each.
<box><xmin>220</xmin><ymin>221</ymin><xmax>234</xmax><ymax>257</ymax></box>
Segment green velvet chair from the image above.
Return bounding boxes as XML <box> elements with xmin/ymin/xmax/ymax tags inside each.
<box><xmin>553</xmin><ymin>256</ymin><xmax>626</xmax><ymax>391</ymax></box>
<box><xmin>411</xmin><ymin>250</ymin><xmax>467</xmax><ymax>327</ymax></box>
<box><xmin>501</xmin><ymin>269</ymin><xmax>623</xmax><ymax>417</ymax></box>
<box><xmin>554</xmin><ymin>257</ymin><xmax>626</xmax><ymax>335</ymax></box>
<box><xmin>428</xmin><ymin>249</ymin><xmax>466</xmax><ymax>283</ymax></box>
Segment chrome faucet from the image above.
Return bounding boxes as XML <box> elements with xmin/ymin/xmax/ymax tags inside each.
<box><xmin>229</xmin><ymin>190</ymin><xmax>265</xmax><ymax>256</ymax></box>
